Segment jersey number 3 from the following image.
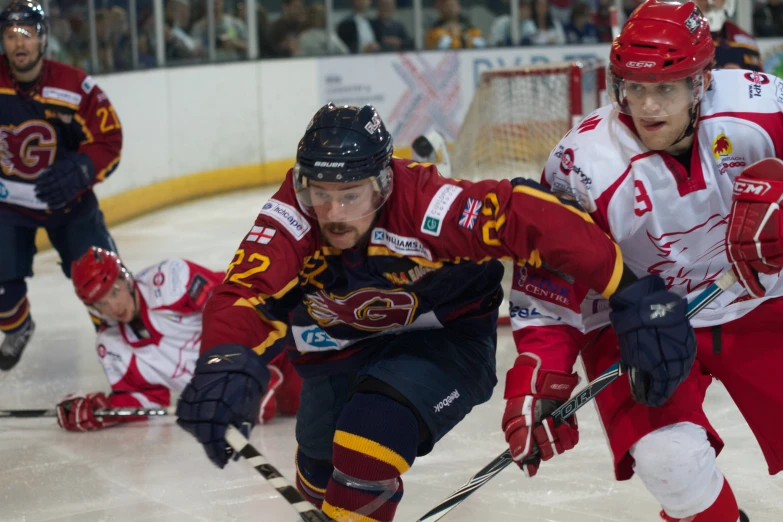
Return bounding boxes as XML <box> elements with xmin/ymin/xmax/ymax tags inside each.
<box><xmin>634</xmin><ymin>180</ymin><xmax>653</xmax><ymax>216</ymax></box>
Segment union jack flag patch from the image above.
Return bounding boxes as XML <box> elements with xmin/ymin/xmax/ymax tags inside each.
<box><xmin>459</xmin><ymin>198</ymin><xmax>482</xmax><ymax>230</ymax></box>
<box><xmin>247</xmin><ymin>226</ymin><xmax>276</xmax><ymax>244</ymax></box>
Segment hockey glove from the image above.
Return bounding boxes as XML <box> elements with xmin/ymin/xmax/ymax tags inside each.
<box><xmin>609</xmin><ymin>275</ymin><xmax>696</xmax><ymax>407</ymax></box>
<box><xmin>176</xmin><ymin>344</ymin><xmax>268</xmax><ymax>468</ymax></box>
<box><xmin>35</xmin><ymin>154</ymin><xmax>96</xmax><ymax>209</ymax></box>
<box><xmin>502</xmin><ymin>354</ymin><xmax>579</xmax><ymax>477</ymax></box>
<box><xmin>727</xmin><ymin>157</ymin><xmax>783</xmax><ymax>298</ymax></box>
<box><xmin>56</xmin><ymin>392</ymin><xmax>119</xmax><ymax>432</ymax></box>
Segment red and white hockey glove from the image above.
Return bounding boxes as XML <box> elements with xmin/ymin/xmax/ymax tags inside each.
<box><xmin>502</xmin><ymin>354</ymin><xmax>579</xmax><ymax>477</ymax></box>
<box><xmin>258</xmin><ymin>364</ymin><xmax>283</xmax><ymax>425</ymax></box>
<box><xmin>56</xmin><ymin>392</ymin><xmax>119</xmax><ymax>432</ymax></box>
<box><xmin>727</xmin><ymin>158</ymin><xmax>783</xmax><ymax>298</ymax></box>
<box><xmin>257</xmin><ymin>354</ymin><xmax>303</xmax><ymax>424</ymax></box>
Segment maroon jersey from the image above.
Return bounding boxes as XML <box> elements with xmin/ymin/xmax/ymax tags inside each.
<box><xmin>201</xmin><ymin>159</ymin><xmax>626</xmax><ymax>376</ymax></box>
<box><xmin>714</xmin><ymin>21</ymin><xmax>762</xmax><ymax>72</ymax></box>
<box><xmin>0</xmin><ymin>58</ymin><xmax>122</xmax><ymax>222</ymax></box>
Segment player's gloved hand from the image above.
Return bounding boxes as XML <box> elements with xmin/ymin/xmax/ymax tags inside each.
<box><xmin>56</xmin><ymin>392</ymin><xmax>119</xmax><ymax>432</ymax></box>
<box><xmin>502</xmin><ymin>354</ymin><xmax>579</xmax><ymax>477</ymax></box>
<box><xmin>176</xmin><ymin>344</ymin><xmax>268</xmax><ymax>468</ymax></box>
<box><xmin>609</xmin><ymin>275</ymin><xmax>696</xmax><ymax>407</ymax></box>
<box><xmin>727</xmin><ymin>157</ymin><xmax>783</xmax><ymax>298</ymax></box>
<box><xmin>34</xmin><ymin>153</ymin><xmax>95</xmax><ymax>209</ymax></box>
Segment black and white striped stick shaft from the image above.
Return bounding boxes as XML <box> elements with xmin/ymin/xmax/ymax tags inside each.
<box><xmin>416</xmin><ymin>270</ymin><xmax>738</xmax><ymax>522</ymax></box>
<box><xmin>224</xmin><ymin>425</ymin><xmax>330</xmax><ymax>522</ymax></box>
<box><xmin>0</xmin><ymin>406</ymin><xmax>175</xmax><ymax>418</ymax></box>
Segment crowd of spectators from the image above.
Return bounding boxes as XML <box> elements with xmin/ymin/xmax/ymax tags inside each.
<box><xmin>4</xmin><ymin>0</ymin><xmax>783</xmax><ymax>74</ymax></box>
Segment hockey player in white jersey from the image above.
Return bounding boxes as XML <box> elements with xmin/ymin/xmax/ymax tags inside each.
<box><xmin>54</xmin><ymin>247</ymin><xmax>302</xmax><ymax>431</ymax></box>
<box><xmin>504</xmin><ymin>2</ymin><xmax>782</xmax><ymax>521</ymax></box>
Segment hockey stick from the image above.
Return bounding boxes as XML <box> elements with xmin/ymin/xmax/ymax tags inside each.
<box><xmin>224</xmin><ymin>425</ymin><xmax>330</xmax><ymax>522</ymax></box>
<box><xmin>0</xmin><ymin>406</ymin><xmax>175</xmax><ymax>418</ymax></box>
<box><xmin>416</xmin><ymin>270</ymin><xmax>738</xmax><ymax>522</ymax></box>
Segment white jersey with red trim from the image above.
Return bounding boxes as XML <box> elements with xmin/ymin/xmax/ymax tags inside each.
<box><xmin>94</xmin><ymin>259</ymin><xmax>223</xmax><ymax>408</ymax></box>
<box><xmin>512</xmin><ymin>68</ymin><xmax>783</xmax><ymax>337</ymax></box>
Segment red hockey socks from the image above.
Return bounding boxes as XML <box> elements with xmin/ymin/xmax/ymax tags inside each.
<box><xmin>322</xmin><ymin>392</ymin><xmax>419</xmax><ymax>522</ymax></box>
<box><xmin>660</xmin><ymin>477</ymin><xmax>740</xmax><ymax>522</ymax></box>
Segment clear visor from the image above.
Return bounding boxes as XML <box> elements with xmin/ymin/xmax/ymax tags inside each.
<box><xmin>608</xmin><ymin>70</ymin><xmax>707</xmax><ymax>118</ymax></box>
<box><xmin>2</xmin><ymin>24</ymin><xmax>38</xmax><ymax>39</ymax></box>
<box><xmin>88</xmin><ymin>274</ymin><xmax>134</xmax><ymax>318</ymax></box>
<box><xmin>294</xmin><ymin>164</ymin><xmax>393</xmax><ymax>223</ymax></box>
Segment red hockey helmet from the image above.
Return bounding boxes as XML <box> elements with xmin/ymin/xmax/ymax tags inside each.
<box><xmin>71</xmin><ymin>247</ymin><xmax>127</xmax><ymax>305</ymax></box>
<box><xmin>607</xmin><ymin>0</ymin><xmax>715</xmax><ymax>117</ymax></box>
<box><xmin>611</xmin><ymin>1</ymin><xmax>714</xmax><ymax>82</ymax></box>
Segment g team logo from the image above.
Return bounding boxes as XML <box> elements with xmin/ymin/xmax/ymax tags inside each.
<box><xmin>0</xmin><ymin>121</ymin><xmax>57</xmax><ymax>179</ymax></box>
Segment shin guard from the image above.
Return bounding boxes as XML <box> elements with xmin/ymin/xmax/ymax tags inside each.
<box><xmin>323</xmin><ymin>392</ymin><xmax>419</xmax><ymax>522</ymax></box>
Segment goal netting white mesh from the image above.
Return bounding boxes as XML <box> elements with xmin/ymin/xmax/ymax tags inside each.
<box><xmin>449</xmin><ymin>60</ymin><xmax>606</xmax><ymax>323</ymax></box>
<box><xmin>452</xmin><ymin>60</ymin><xmax>605</xmax><ymax>183</ymax></box>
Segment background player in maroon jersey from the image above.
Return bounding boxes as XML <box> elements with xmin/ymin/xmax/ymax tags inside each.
<box><xmin>0</xmin><ymin>1</ymin><xmax>123</xmax><ymax>371</ymax></box>
<box><xmin>693</xmin><ymin>0</ymin><xmax>761</xmax><ymax>71</ymax></box>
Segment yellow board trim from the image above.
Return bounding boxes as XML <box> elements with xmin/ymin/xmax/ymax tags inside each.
<box><xmin>33</xmin><ymin>146</ymin><xmax>414</xmax><ymax>252</ymax></box>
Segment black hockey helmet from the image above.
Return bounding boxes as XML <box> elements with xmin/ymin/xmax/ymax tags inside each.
<box><xmin>0</xmin><ymin>1</ymin><xmax>49</xmax><ymax>57</ymax></box>
<box><xmin>294</xmin><ymin>103</ymin><xmax>394</xmax><ymax>221</ymax></box>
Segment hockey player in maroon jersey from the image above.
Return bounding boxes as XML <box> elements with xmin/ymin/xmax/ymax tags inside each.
<box><xmin>174</xmin><ymin>102</ymin><xmax>698</xmax><ymax>520</ymax></box>
<box><xmin>0</xmin><ymin>1</ymin><xmax>123</xmax><ymax>371</ymax></box>
<box><xmin>55</xmin><ymin>248</ymin><xmax>301</xmax><ymax>431</ymax></box>
<box><xmin>694</xmin><ymin>0</ymin><xmax>762</xmax><ymax>72</ymax></box>
<box><xmin>507</xmin><ymin>2</ymin><xmax>782</xmax><ymax>521</ymax></box>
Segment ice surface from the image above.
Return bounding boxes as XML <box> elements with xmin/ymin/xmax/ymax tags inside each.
<box><xmin>2</xmin><ymin>189</ymin><xmax>780</xmax><ymax>521</ymax></box>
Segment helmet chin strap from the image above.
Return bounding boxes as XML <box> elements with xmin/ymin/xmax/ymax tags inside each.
<box><xmin>670</xmin><ymin>104</ymin><xmax>699</xmax><ymax>149</ymax></box>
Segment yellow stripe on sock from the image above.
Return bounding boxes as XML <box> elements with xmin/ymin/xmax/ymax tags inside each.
<box><xmin>0</xmin><ymin>296</ymin><xmax>27</xmax><ymax>318</ymax></box>
<box><xmin>322</xmin><ymin>500</ymin><xmax>382</xmax><ymax>522</ymax></box>
<box><xmin>0</xmin><ymin>303</ymin><xmax>29</xmax><ymax>332</ymax></box>
<box><xmin>333</xmin><ymin>430</ymin><xmax>411</xmax><ymax>475</ymax></box>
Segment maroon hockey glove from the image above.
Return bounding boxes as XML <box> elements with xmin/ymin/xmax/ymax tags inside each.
<box><xmin>502</xmin><ymin>354</ymin><xmax>579</xmax><ymax>477</ymax></box>
<box><xmin>56</xmin><ymin>392</ymin><xmax>119</xmax><ymax>432</ymax></box>
<box><xmin>727</xmin><ymin>158</ymin><xmax>783</xmax><ymax>298</ymax></box>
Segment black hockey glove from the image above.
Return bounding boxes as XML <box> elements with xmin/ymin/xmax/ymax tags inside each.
<box><xmin>609</xmin><ymin>275</ymin><xmax>696</xmax><ymax>407</ymax></box>
<box><xmin>176</xmin><ymin>344</ymin><xmax>268</xmax><ymax>468</ymax></box>
<box><xmin>35</xmin><ymin>154</ymin><xmax>95</xmax><ymax>209</ymax></box>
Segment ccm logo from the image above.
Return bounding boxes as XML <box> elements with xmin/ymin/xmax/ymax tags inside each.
<box><xmin>550</xmin><ymin>383</ymin><xmax>572</xmax><ymax>391</ymax></box>
<box><xmin>626</xmin><ymin>61</ymin><xmax>656</xmax><ymax>68</ymax></box>
<box><xmin>733</xmin><ymin>179</ymin><xmax>771</xmax><ymax>196</ymax></box>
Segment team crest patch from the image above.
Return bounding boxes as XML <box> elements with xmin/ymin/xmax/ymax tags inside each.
<box><xmin>247</xmin><ymin>226</ymin><xmax>276</xmax><ymax>245</ymax></box>
<box><xmin>684</xmin><ymin>8</ymin><xmax>701</xmax><ymax>33</ymax></box>
<box><xmin>458</xmin><ymin>198</ymin><xmax>482</xmax><ymax>230</ymax></box>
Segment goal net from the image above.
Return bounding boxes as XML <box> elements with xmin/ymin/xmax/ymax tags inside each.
<box><xmin>452</xmin><ymin>60</ymin><xmax>606</xmax><ymax>183</ymax></box>
<box><xmin>449</xmin><ymin>60</ymin><xmax>606</xmax><ymax>324</ymax></box>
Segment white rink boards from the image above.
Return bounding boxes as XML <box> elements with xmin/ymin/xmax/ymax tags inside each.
<box><xmin>1</xmin><ymin>188</ymin><xmax>781</xmax><ymax>522</ymax></box>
